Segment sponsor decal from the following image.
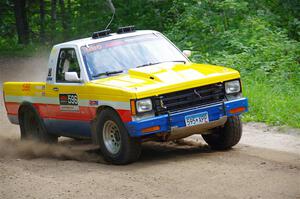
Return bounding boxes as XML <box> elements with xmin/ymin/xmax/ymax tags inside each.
<box><xmin>22</xmin><ymin>83</ymin><xmax>31</xmax><ymax>91</ymax></box>
<box><xmin>46</xmin><ymin>77</ymin><xmax>53</xmax><ymax>81</ymax></box>
<box><xmin>35</xmin><ymin>85</ymin><xmax>45</xmax><ymax>90</ymax></box>
<box><xmin>59</xmin><ymin>94</ymin><xmax>78</xmax><ymax>105</ymax></box>
<box><xmin>48</xmin><ymin>68</ymin><xmax>52</xmax><ymax>77</ymax></box>
<box><xmin>60</xmin><ymin>105</ymin><xmax>79</xmax><ymax>112</ymax></box>
<box><xmin>59</xmin><ymin>94</ymin><xmax>79</xmax><ymax>112</ymax></box>
<box><xmin>89</xmin><ymin>100</ymin><xmax>99</xmax><ymax>106</ymax></box>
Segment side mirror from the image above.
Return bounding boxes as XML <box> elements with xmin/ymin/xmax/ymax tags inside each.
<box><xmin>183</xmin><ymin>50</ymin><xmax>192</xmax><ymax>58</ymax></box>
<box><xmin>65</xmin><ymin>72</ymin><xmax>81</xmax><ymax>82</ymax></box>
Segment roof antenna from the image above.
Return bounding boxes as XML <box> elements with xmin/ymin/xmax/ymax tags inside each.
<box><xmin>105</xmin><ymin>0</ymin><xmax>116</xmax><ymax>30</ymax></box>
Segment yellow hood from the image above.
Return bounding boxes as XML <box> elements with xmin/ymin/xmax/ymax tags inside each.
<box><xmin>91</xmin><ymin>62</ymin><xmax>240</xmax><ymax>98</ymax></box>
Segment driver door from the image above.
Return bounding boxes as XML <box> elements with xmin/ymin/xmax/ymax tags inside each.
<box><xmin>45</xmin><ymin>48</ymin><xmax>89</xmax><ymax>137</ymax></box>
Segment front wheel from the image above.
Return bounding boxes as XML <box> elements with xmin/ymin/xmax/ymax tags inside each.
<box><xmin>202</xmin><ymin>116</ymin><xmax>242</xmax><ymax>150</ymax></box>
<box><xmin>96</xmin><ymin>108</ymin><xmax>141</xmax><ymax>165</ymax></box>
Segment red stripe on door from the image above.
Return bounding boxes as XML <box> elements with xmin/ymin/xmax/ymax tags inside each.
<box><xmin>4</xmin><ymin>102</ymin><xmax>132</xmax><ymax>122</ymax></box>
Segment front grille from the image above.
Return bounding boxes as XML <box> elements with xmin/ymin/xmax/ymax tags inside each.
<box><xmin>154</xmin><ymin>83</ymin><xmax>225</xmax><ymax>115</ymax></box>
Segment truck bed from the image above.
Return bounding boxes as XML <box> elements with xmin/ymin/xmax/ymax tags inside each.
<box><xmin>3</xmin><ymin>82</ymin><xmax>46</xmax><ymax>124</ymax></box>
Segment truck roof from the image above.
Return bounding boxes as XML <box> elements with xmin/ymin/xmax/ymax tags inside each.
<box><xmin>54</xmin><ymin>30</ymin><xmax>158</xmax><ymax>49</ymax></box>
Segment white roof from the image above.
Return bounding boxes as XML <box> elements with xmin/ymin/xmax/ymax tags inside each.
<box><xmin>54</xmin><ymin>30</ymin><xmax>159</xmax><ymax>48</ymax></box>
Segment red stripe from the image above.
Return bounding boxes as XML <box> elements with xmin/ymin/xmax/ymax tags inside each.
<box><xmin>5</xmin><ymin>102</ymin><xmax>19</xmax><ymax>115</ymax></box>
<box><xmin>116</xmin><ymin>109</ymin><xmax>132</xmax><ymax>123</ymax></box>
<box><xmin>46</xmin><ymin>104</ymin><xmax>93</xmax><ymax>121</ymax></box>
<box><xmin>4</xmin><ymin>102</ymin><xmax>132</xmax><ymax>122</ymax></box>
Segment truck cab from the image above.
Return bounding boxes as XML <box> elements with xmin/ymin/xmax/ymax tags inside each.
<box><xmin>3</xmin><ymin>27</ymin><xmax>248</xmax><ymax>164</ymax></box>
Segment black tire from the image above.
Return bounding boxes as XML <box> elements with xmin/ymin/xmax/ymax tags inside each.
<box><xmin>95</xmin><ymin>108</ymin><xmax>141</xmax><ymax>165</ymax></box>
<box><xmin>19</xmin><ymin>104</ymin><xmax>57</xmax><ymax>143</ymax></box>
<box><xmin>202</xmin><ymin>116</ymin><xmax>242</xmax><ymax>150</ymax></box>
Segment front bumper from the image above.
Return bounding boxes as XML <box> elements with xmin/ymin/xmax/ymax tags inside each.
<box><xmin>126</xmin><ymin>98</ymin><xmax>248</xmax><ymax>137</ymax></box>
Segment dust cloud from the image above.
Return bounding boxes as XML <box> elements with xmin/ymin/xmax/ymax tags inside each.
<box><xmin>0</xmin><ymin>136</ymin><xmax>106</xmax><ymax>163</ymax></box>
<box><xmin>0</xmin><ymin>135</ymin><xmax>205</xmax><ymax>163</ymax></box>
<box><xmin>0</xmin><ymin>54</ymin><xmax>106</xmax><ymax>164</ymax></box>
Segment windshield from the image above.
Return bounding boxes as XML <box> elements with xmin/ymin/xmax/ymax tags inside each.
<box><xmin>81</xmin><ymin>33</ymin><xmax>188</xmax><ymax>79</ymax></box>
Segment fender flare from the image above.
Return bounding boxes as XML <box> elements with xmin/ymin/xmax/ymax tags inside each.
<box><xmin>18</xmin><ymin>101</ymin><xmax>36</xmax><ymax>123</ymax></box>
<box><xmin>18</xmin><ymin>101</ymin><xmax>41</xmax><ymax>139</ymax></box>
<box><xmin>91</xmin><ymin>105</ymin><xmax>123</xmax><ymax>145</ymax></box>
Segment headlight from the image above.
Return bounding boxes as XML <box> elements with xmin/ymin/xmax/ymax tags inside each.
<box><xmin>136</xmin><ymin>98</ymin><xmax>152</xmax><ymax>113</ymax></box>
<box><xmin>225</xmin><ymin>80</ymin><xmax>241</xmax><ymax>94</ymax></box>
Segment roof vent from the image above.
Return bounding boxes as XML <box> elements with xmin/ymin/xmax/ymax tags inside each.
<box><xmin>117</xmin><ymin>26</ymin><xmax>136</xmax><ymax>34</ymax></box>
<box><xmin>92</xmin><ymin>29</ymin><xmax>111</xmax><ymax>39</ymax></box>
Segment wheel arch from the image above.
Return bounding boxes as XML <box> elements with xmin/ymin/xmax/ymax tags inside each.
<box><xmin>18</xmin><ymin>101</ymin><xmax>39</xmax><ymax>139</ymax></box>
<box><xmin>18</xmin><ymin>101</ymin><xmax>35</xmax><ymax>123</ymax></box>
<box><xmin>17</xmin><ymin>101</ymin><xmax>58</xmax><ymax>143</ymax></box>
<box><xmin>91</xmin><ymin>105</ymin><xmax>122</xmax><ymax>145</ymax></box>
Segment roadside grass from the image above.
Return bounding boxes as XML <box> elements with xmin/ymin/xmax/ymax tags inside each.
<box><xmin>242</xmin><ymin>79</ymin><xmax>300</xmax><ymax>128</ymax></box>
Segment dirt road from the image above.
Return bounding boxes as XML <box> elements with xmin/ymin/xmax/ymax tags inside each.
<box><xmin>0</xmin><ymin>56</ymin><xmax>299</xmax><ymax>199</ymax></box>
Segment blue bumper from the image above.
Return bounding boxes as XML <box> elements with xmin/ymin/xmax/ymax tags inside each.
<box><xmin>126</xmin><ymin>98</ymin><xmax>248</xmax><ymax>137</ymax></box>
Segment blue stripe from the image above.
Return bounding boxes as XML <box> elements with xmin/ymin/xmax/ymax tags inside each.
<box><xmin>44</xmin><ymin>119</ymin><xmax>91</xmax><ymax>138</ymax></box>
<box><xmin>224</xmin><ymin>98</ymin><xmax>248</xmax><ymax>117</ymax></box>
<box><xmin>126</xmin><ymin>98</ymin><xmax>248</xmax><ymax>137</ymax></box>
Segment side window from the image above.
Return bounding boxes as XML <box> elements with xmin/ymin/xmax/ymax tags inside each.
<box><xmin>56</xmin><ymin>48</ymin><xmax>81</xmax><ymax>82</ymax></box>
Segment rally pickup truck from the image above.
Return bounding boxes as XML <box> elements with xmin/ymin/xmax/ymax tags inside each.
<box><xmin>3</xmin><ymin>26</ymin><xmax>248</xmax><ymax>164</ymax></box>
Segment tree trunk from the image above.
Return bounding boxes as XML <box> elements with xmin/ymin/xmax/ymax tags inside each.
<box><xmin>50</xmin><ymin>0</ymin><xmax>57</xmax><ymax>42</ymax></box>
<box><xmin>67</xmin><ymin>0</ymin><xmax>71</xmax><ymax>14</ymax></box>
<box><xmin>59</xmin><ymin>0</ymin><xmax>67</xmax><ymax>39</ymax></box>
<box><xmin>67</xmin><ymin>0</ymin><xmax>72</xmax><ymax>34</ymax></box>
<box><xmin>13</xmin><ymin>0</ymin><xmax>29</xmax><ymax>44</ymax></box>
<box><xmin>39</xmin><ymin>0</ymin><xmax>45</xmax><ymax>43</ymax></box>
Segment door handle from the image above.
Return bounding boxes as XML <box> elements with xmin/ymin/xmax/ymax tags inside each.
<box><xmin>53</xmin><ymin>87</ymin><xmax>59</xmax><ymax>91</ymax></box>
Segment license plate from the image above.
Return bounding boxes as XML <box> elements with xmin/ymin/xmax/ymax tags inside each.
<box><xmin>185</xmin><ymin>112</ymin><xmax>209</xmax><ymax>127</ymax></box>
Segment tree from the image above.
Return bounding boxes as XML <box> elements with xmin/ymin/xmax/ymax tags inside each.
<box><xmin>50</xmin><ymin>0</ymin><xmax>57</xmax><ymax>42</ymax></box>
<box><xmin>13</xmin><ymin>0</ymin><xmax>29</xmax><ymax>44</ymax></box>
<box><xmin>59</xmin><ymin>0</ymin><xmax>67</xmax><ymax>39</ymax></box>
<box><xmin>39</xmin><ymin>0</ymin><xmax>45</xmax><ymax>43</ymax></box>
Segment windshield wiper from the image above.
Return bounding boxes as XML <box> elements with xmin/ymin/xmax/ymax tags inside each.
<box><xmin>136</xmin><ymin>60</ymin><xmax>186</xmax><ymax>68</ymax></box>
<box><xmin>92</xmin><ymin>70</ymin><xmax>123</xmax><ymax>78</ymax></box>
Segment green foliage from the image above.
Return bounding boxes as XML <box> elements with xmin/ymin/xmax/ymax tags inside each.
<box><xmin>0</xmin><ymin>0</ymin><xmax>299</xmax><ymax>127</ymax></box>
<box><xmin>166</xmin><ymin>0</ymin><xmax>300</xmax><ymax>127</ymax></box>
<box><xmin>243</xmin><ymin>80</ymin><xmax>300</xmax><ymax>128</ymax></box>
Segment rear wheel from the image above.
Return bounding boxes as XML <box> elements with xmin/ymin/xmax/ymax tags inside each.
<box><xmin>19</xmin><ymin>105</ymin><xmax>57</xmax><ymax>143</ymax></box>
<box><xmin>96</xmin><ymin>108</ymin><xmax>141</xmax><ymax>165</ymax></box>
<box><xmin>202</xmin><ymin>116</ymin><xmax>242</xmax><ymax>150</ymax></box>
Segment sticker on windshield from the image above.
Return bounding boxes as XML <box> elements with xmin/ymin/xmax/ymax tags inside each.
<box><xmin>81</xmin><ymin>45</ymin><xmax>103</xmax><ymax>53</ymax></box>
<box><xmin>81</xmin><ymin>34</ymin><xmax>157</xmax><ymax>55</ymax></box>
